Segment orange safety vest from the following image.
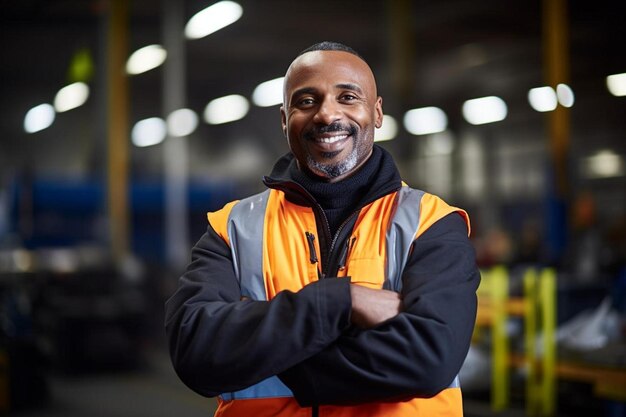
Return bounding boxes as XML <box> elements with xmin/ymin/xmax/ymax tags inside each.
<box><xmin>208</xmin><ymin>185</ymin><xmax>470</xmax><ymax>417</ymax></box>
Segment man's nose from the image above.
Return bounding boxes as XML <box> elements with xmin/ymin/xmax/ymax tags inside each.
<box><xmin>313</xmin><ymin>98</ymin><xmax>341</xmax><ymax>125</ymax></box>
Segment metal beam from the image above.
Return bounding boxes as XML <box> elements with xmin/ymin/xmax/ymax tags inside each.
<box><xmin>543</xmin><ymin>0</ymin><xmax>570</xmax><ymax>198</ymax></box>
<box><xmin>106</xmin><ymin>0</ymin><xmax>130</xmax><ymax>261</ymax></box>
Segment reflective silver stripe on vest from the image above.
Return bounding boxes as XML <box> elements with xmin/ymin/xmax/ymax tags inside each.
<box><xmin>384</xmin><ymin>187</ymin><xmax>424</xmax><ymax>292</ymax></box>
<box><xmin>384</xmin><ymin>187</ymin><xmax>461</xmax><ymax>391</ymax></box>
<box><xmin>227</xmin><ymin>190</ymin><xmax>271</xmax><ymax>301</ymax></box>
<box><xmin>220</xmin><ymin>375</ymin><xmax>293</xmax><ymax>401</ymax></box>
<box><xmin>222</xmin><ymin>190</ymin><xmax>295</xmax><ymax>402</ymax></box>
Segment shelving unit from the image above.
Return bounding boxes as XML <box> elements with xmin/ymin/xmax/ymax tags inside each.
<box><xmin>475</xmin><ymin>266</ymin><xmax>626</xmax><ymax>416</ymax></box>
<box><xmin>475</xmin><ymin>266</ymin><xmax>556</xmax><ymax>416</ymax></box>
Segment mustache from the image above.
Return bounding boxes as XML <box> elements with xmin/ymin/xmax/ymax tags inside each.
<box><xmin>303</xmin><ymin>122</ymin><xmax>357</xmax><ymax>140</ymax></box>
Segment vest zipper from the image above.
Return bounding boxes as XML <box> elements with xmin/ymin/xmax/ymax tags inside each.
<box><xmin>312</xmin><ymin>405</ymin><xmax>319</xmax><ymax>417</ymax></box>
<box><xmin>305</xmin><ymin>232</ymin><xmax>318</xmax><ymax>264</ymax></box>
<box><xmin>338</xmin><ymin>237</ymin><xmax>356</xmax><ymax>271</ymax></box>
<box><xmin>316</xmin><ymin>206</ymin><xmax>333</xmax><ymax>276</ymax></box>
<box><xmin>305</xmin><ymin>232</ymin><xmax>322</xmax><ymax>280</ymax></box>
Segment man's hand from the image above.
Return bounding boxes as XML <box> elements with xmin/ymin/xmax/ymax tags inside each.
<box><xmin>349</xmin><ymin>284</ymin><xmax>402</xmax><ymax>329</ymax></box>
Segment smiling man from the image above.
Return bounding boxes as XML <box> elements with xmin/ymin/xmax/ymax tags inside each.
<box><xmin>166</xmin><ymin>41</ymin><xmax>480</xmax><ymax>417</ymax></box>
<box><xmin>282</xmin><ymin>45</ymin><xmax>382</xmax><ymax>182</ymax></box>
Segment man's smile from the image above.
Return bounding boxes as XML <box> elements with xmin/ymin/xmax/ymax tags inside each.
<box><xmin>315</xmin><ymin>133</ymin><xmax>349</xmax><ymax>144</ymax></box>
<box><xmin>308</xmin><ymin>132</ymin><xmax>353</xmax><ymax>155</ymax></box>
<box><xmin>304</xmin><ymin>123</ymin><xmax>356</xmax><ymax>154</ymax></box>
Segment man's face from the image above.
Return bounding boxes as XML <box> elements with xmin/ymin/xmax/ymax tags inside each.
<box><xmin>281</xmin><ymin>50</ymin><xmax>383</xmax><ymax>182</ymax></box>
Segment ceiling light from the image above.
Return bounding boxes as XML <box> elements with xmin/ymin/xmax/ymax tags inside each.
<box><xmin>54</xmin><ymin>82</ymin><xmax>90</xmax><ymax>112</ymax></box>
<box><xmin>528</xmin><ymin>86</ymin><xmax>557</xmax><ymax>112</ymax></box>
<box><xmin>403</xmin><ymin>106</ymin><xmax>448</xmax><ymax>135</ymax></box>
<box><xmin>24</xmin><ymin>103</ymin><xmax>55</xmax><ymax>133</ymax></box>
<box><xmin>583</xmin><ymin>150</ymin><xmax>624</xmax><ymax>178</ymax></box>
<box><xmin>252</xmin><ymin>77</ymin><xmax>284</xmax><ymax>107</ymax></box>
<box><xmin>167</xmin><ymin>108</ymin><xmax>198</xmax><ymax>137</ymax></box>
<box><xmin>132</xmin><ymin>117</ymin><xmax>166</xmax><ymax>147</ymax></box>
<box><xmin>374</xmin><ymin>115</ymin><xmax>398</xmax><ymax>142</ymax></box>
<box><xmin>204</xmin><ymin>94</ymin><xmax>249</xmax><ymax>125</ymax></box>
<box><xmin>462</xmin><ymin>96</ymin><xmax>507</xmax><ymax>125</ymax></box>
<box><xmin>556</xmin><ymin>83</ymin><xmax>575</xmax><ymax>107</ymax></box>
<box><xmin>126</xmin><ymin>45</ymin><xmax>167</xmax><ymax>75</ymax></box>
<box><xmin>606</xmin><ymin>73</ymin><xmax>626</xmax><ymax>97</ymax></box>
<box><xmin>185</xmin><ymin>1</ymin><xmax>243</xmax><ymax>40</ymax></box>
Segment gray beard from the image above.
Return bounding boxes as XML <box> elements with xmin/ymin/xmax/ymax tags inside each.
<box><xmin>306</xmin><ymin>141</ymin><xmax>359</xmax><ymax>179</ymax></box>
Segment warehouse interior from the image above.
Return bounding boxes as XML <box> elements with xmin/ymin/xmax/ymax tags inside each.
<box><xmin>1</xmin><ymin>0</ymin><xmax>625</xmax><ymax>416</ymax></box>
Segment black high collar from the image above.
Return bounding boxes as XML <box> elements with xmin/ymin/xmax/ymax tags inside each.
<box><xmin>263</xmin><ymin>145</ymin><xmax>402</xmax><ymax>235</ymax></box>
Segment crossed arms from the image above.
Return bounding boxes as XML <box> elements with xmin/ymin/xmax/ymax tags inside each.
<box><xmin>165</xmin><ymin>212</ymin><xmax>479</xmax><ymax>405</ymax></box>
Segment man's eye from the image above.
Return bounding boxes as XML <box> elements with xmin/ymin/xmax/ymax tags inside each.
<box><xmin>341</xmin><ymin>94</ymin><xmax>357</xmax><ymax>101</ymax></box>
<box><xmin>298</xmin><ymin>98</ymin><xmax>315</xmax><ymax>106</ymax></box>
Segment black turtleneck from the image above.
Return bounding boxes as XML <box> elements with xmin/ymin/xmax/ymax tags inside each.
<box><xmin>289</xmin><ymin>146</ymin><xmax>394</xmax><ymax>236</ymax></box>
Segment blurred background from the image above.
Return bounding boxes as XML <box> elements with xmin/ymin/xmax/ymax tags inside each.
<box><xmin>0</xmin><ymin>0</ymin><xmax>625</xmax><ymax>416</ymax></box>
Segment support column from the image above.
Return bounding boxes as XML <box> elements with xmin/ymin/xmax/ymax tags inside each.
<box><xmin>106</xmin><ymin>0</ymin><xmax>130</xmax><ymax>261</ymax></box>
<box><xmin>543</xmin><ymin>0</ymin><xmax>570</xmax><ymax>262</ymax></box>
<box><xmin>543</xmin><ymin>0</ymin><xmax>570</xmax><ymax>198</ymax></box>
<box><xmin>387</xmin><ymin>0</ymin><xmax>415</xmax><ymax>105</ymax></box>
<box><xmin>162</xmin><ymin>0</ymin><xmax>189</xmax><ymax>270</ymax></box>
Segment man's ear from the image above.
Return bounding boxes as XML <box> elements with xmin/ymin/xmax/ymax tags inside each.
<box><xmin>280</xmin><ymin>106</ymin><xmax>287</xmax><ymax>137</ymax></box>
<box><xmin>374</xmin><ymin>97</ymin><xmax>383</xmax><ymax>128</ymax></box>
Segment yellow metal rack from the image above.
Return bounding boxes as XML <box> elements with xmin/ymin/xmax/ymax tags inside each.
<box><xmin>475</xmin><ymin>266</ymin><xmax>557</xmax><ymax>416</ymax></box>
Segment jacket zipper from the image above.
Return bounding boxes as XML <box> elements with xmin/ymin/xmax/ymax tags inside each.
<box><xmin>307</xmin><ymin>230</ymin><xmax>355</xmax><ymax>278</ymax></box>
<box><xmin>306</xmin><ymin>209</ymin><xmax>359</xmax><ymax>280</ymax></box>
<box><xmin>263</xmin><ymin>178</ymin><xmax>371</xmax><ymax>278</ymax></box>
<box><xmin>324</xmin><ymin>211</ymin><xmax>359</xmax><ymax>276</ymax></box>
<box><xmin>263</xmin><ymin>177</ymin><xmax>402</xmax><ymax>272</ymax></box>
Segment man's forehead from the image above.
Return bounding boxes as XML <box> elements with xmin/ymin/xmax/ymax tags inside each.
<box><xmin>289</xmin><ymin>50</ymin><xmax>370</xmax><ymax>74</ymax></box>
<box><xmin>285</xmin><ymin>50</ymin><xmax>376</xmax><ymax>92</ymax></box>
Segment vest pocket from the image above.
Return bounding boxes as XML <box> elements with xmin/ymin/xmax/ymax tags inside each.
<box><xmin>346</xmin><ymin>258</ymin><xmax>385</xmax><ymax>289</ymax></box>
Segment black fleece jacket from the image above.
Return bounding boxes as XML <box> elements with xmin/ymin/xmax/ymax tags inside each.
<box><xmin>165</xmin><ymin>145</ymin><xmax>480</xmax><ymax>406</ymax></box>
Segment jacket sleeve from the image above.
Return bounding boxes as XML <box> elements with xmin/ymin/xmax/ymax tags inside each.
<box><xmin>164</xmin><ymin>223</ymin><xmax>352</xmax><ymax>398</ymax></box>
<box><xmin>278</xmin><ymin>212</ymin><xmax>480</xmax><ymax>406</ymax></box>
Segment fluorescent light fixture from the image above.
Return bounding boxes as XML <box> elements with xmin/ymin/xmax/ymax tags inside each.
<box><xmin>403</xmin><ymin>106</ymin><xmax>448</xmax><ymax>135</ymax></box>
<box><xmin>252</xmin><ymin>77</ymin><xmax>284</xmax><ymax>107</ymax></box>
<box><xmin>528</xmin><ymin>86</ymin><xmax>557</xmax><ymax>112</ymax></box>
<box><xmin>204</xmin><ymin>94</ymin><xmax>249</xmax><ymax>125</ymax></box>
<box><xmin>54</xmin><ymin>82</ymin><xmax>90</xmax><ymax>112</ymax></box>
<box><xmin>606</xmin><ymin>73</ymin><xmax>626</xmax><ymax>97</ymax></box>
<box><xmin>132</xmin><ymin>117</ymin><xmax>166</xmax><ymax>147</ymax></box>
<box><xmin>556</xmin><ymin>83</ymin><xmax>575</xmax><ymax>107</ymax></box>
<box><xmin>185</xmin><ymin>1</ymin><xmax>243</xmax><ymax>40</ymax></box>
<box><xmin>583</xmin><ymin>150</ymin><xmax>624</xmax><ymax>178</ymax></box>
<box><xmin>24</xmin><ymin>103</ymin><xmax>55</xmax><ymax>133</ymax></box>
<box><xmin>462</xmin><ymin>96</ymin><xmax>507</xmax><ymax>125</ymax></box>
<box><xmin>167</xmin><ymin>108</ymin><xmax>199</xmax><ymax>137</ymax></box>
<box><xmin>374</xmin><ymin>115</ymin><xmax>398</xmax><ymax>142</ymax></box>
<box><xmin>126</xmin><ymin>45</ymin><xmax>167</xmax><ymax>75</ymax></box>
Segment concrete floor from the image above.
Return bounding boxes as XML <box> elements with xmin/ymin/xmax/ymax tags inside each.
<box><xmin>12</xmin><ymin>349</ymin><xmax>217</xmax><ymax>417</ymax></box>
<box><xmin>10</xmin><ymin>347</ymin><xmax>530</xmax><ymax>417</ymax></box>
<box><xmin>11</xmin><ymin>347</ymin><xmax>610</xmax><ymax>417</ymax></box>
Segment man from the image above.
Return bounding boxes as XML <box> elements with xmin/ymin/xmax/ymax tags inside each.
<box><xmin>165</xmin><ymin>41</ymin><xmax>480</xmax><ymax>417</ymax></box>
